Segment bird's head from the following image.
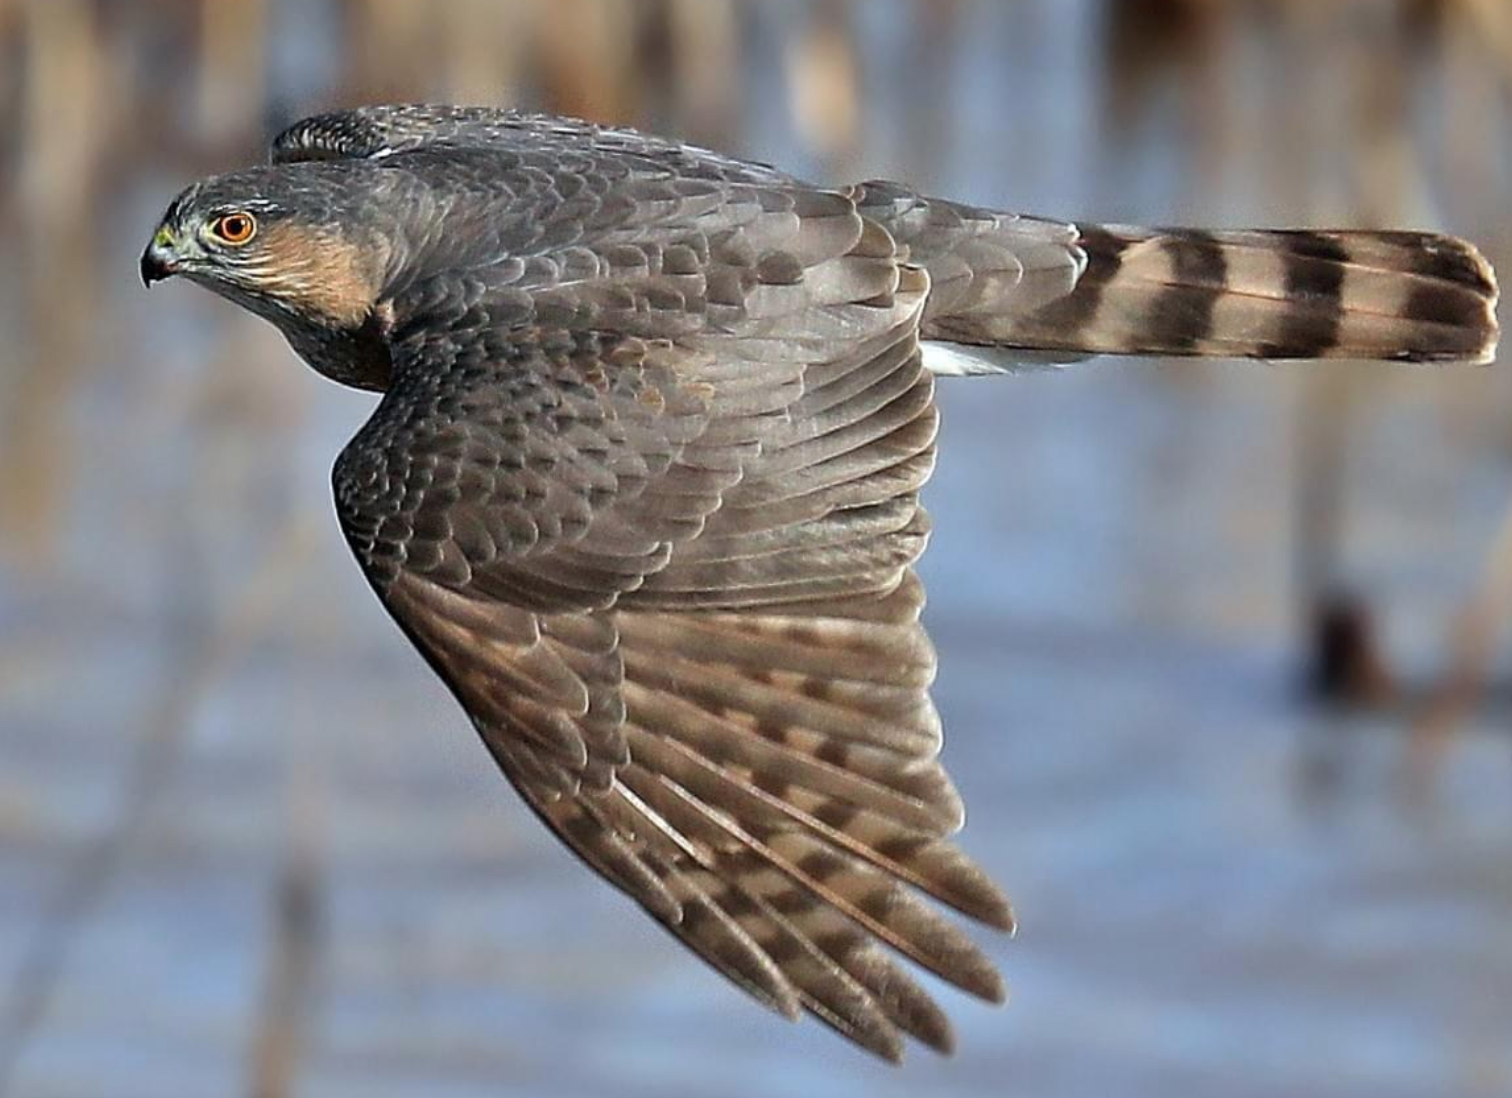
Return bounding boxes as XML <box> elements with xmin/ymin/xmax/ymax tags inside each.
<box><xmin>141</xmin><ymin>165</ymin><xmax>394</xmax><ymax>330</ymax></box>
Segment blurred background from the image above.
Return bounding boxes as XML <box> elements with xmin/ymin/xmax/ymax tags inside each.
<box><xmin>1</xmin><ymin>1</ymin><xmax>1511</xmax><ymax>1095</ymax></box>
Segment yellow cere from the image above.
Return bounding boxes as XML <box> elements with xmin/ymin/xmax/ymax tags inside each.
<box><xmin>153</xmin><ymin>225</ymin><xmax>177</xmax><ymax>249</ymax></box>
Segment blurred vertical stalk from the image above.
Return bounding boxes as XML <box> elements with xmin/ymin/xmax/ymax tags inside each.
<box><xmin>1346</xmin><ymin>0</ymin><xmax>1431</xmax><ymax>224</ymax></box>
<box><xmin>1282</xmin><ymin>2</ymin><xmax>1402</xmax><ymax>705</ymax></box>
<box><xmin>1441</xmin><ymin>0</ymin><xmax>1504</xmax><ymax>230</ymax></box>
<box><xmin>1459</xmin><ymin>0</ymin><xmax>1512</xmax><ymax>80</ymax></box>
<box><xmin>0</xmin><ymin>1</ymin><xmax>16</xmax><ymax>143</ymax></box>
<box><xmin>536</xmin><ymin>0</ymin><xmax>639</xmax><ymax>123</ymax></box>
<box><xmin>663</xmin><ymin>0</ymin><xmax>739</xmax><ymax>143</ymax></box>
<box><xmin>1</xmin><ymin>0</ymin><xmax>103</xmax><ymax>568</ymax></box>
<box><xmin>899</xmin><ymin>0</ymin><xmax>961</xmax><ymax>185</ymax></box>
<box><xmin>787</xmin><ymin>0</ymin><xmax>859</xmax><ymax>173</ymax></box>
<box><xmin>196</xmin><ymin>0</ymin><xmax>268</xmax><ymax>141</ymax></box>
<box><xmin>1416</xmin><ymin>499</ymin><xmax>1512</xmax><ymax>757</ymax></box>
<box><xmin>246</xmin><ymin>751</ymin><xmax>325</xmax><ymax>1098</ymax></box>
<box><xmin>435</xmin><ymin>0</ymin><xmax>525</xmax><ymax>106</ymax></box>
<box><xmin>1100</xmin><ymin>0</ymin><xmax>1227</xmax><ymax>211</ymax></box>
<box><xmin>342</xmin><ymin>0</ymin><xmax>438</xmax><ymax>102</ymax></box>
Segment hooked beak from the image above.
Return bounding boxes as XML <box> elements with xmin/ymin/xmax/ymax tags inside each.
<box><xmin>140</xmin><ymin>225</ymin><xmax>180</xmax><ymax>287</ymax></box>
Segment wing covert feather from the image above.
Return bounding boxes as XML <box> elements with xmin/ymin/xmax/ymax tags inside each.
<box><xmin>329</xmin><ymin>170</ymin><xmax>1011</xmax><ymax>1059</ymax></box>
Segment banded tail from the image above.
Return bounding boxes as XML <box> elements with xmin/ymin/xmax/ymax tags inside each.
<box><xmin>976</xmin><ymin>227</ymin><xmax>1500</xmax><ymax>364</ymax></box>
<box><xmin>853</xmin><ymin>186</ymin><xmax>1499</xmax><ymax>369</ymax></box>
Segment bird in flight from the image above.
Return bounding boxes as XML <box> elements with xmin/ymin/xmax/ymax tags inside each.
<box><xmin>142</xmin><ymin>105</ymin><xmax>1498</xmax><ymax>1061</ymax></box>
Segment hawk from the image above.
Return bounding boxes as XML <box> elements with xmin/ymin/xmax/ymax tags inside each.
<box><xmin>141</xmin><ymin>105</ymin><xmax>1498</xmax><ymax>1060</ymax></box>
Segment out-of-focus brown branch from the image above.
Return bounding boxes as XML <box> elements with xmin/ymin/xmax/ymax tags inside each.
<box><xmin>536</xmin><ymin>0</ymin><xmax>640</xmax><ymax>124</ymax></box>
<box><xmin>434</xmin><ymin>0</ymin><xmax>524</xmax><ymax>107</ymax></box>
<box><xmin>662</xmin><ymin>0</ymin><xmax>739</xmax><ymax>143</ymax></box>
<box><xmin>341</xmin><ymin>0</ymin><xmax>438</xmax><ymax>103</ymax></box>
<box><xmin>1414</xmin><ymin>499</ymin><xmax>1512</xmax><ymax>755</ymax></box>
<box><xmin>196</xmin><ymin>0</ymin><xmax>267</xmax><ymax>140</ymax></box>
<box><xmin>246</xmin><ymin>764</ymin><xmax>324</xmax><ymax>1098</ymax></box>
<box><xmin>787</xmin><ymin>0</ymin><xmax>859</xmax><ymax>169</ymax></box>
<box><xmin>1458</xmin><ymin>0</ymin><xmax>1512</xmax><ymax>86</ymax></box>
<box><xmin>0</xmin><ymin>0</ymin><xmax>103</xmax><ymax>569</ymax></box>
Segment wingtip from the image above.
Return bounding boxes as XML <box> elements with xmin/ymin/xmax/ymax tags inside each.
<box><xmin>981</xmin><ymin>969</ymin><xmax>1009</xmax><ymax>1006</ymax></box>
<box><xmin>775</xmin><ymin>992</ymin><xmax>805</xmax><ymax>1023</ymax></box>
<box><xmin>927</xmin><ymin>1022</ymin><xmax>958</xmax><ymax>1058</ymax></box>
<box><xmin>752</xmin><ymin>975</ymin><xmax>804</xmax><ymax>1023</ymax></box>
<box><xmin>984</xmin><ymin>893</ymin><xmax>1018</xmax><ymax>935</ymax></box>
<box><xmin>866</xmin><ymin>1028</ymin><xmax>908</xmax><ymax>1066</ymax></box>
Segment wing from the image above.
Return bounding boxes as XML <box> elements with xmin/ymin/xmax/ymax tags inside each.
<box><xmin>333</xmin><ymin>179</ymin><xmax>1012</xmax><ymax>1060</ymax></box>
<box><xmin>272</xmin><ymin>104</ymin><xmax>795</xmax><ymax>185</ymax></box>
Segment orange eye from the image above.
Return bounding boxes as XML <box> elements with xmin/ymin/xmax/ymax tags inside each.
<box><xmin>211</xmin><ymin>212</ymin><xmax>257</xmax><ymax>245</ymax></box>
